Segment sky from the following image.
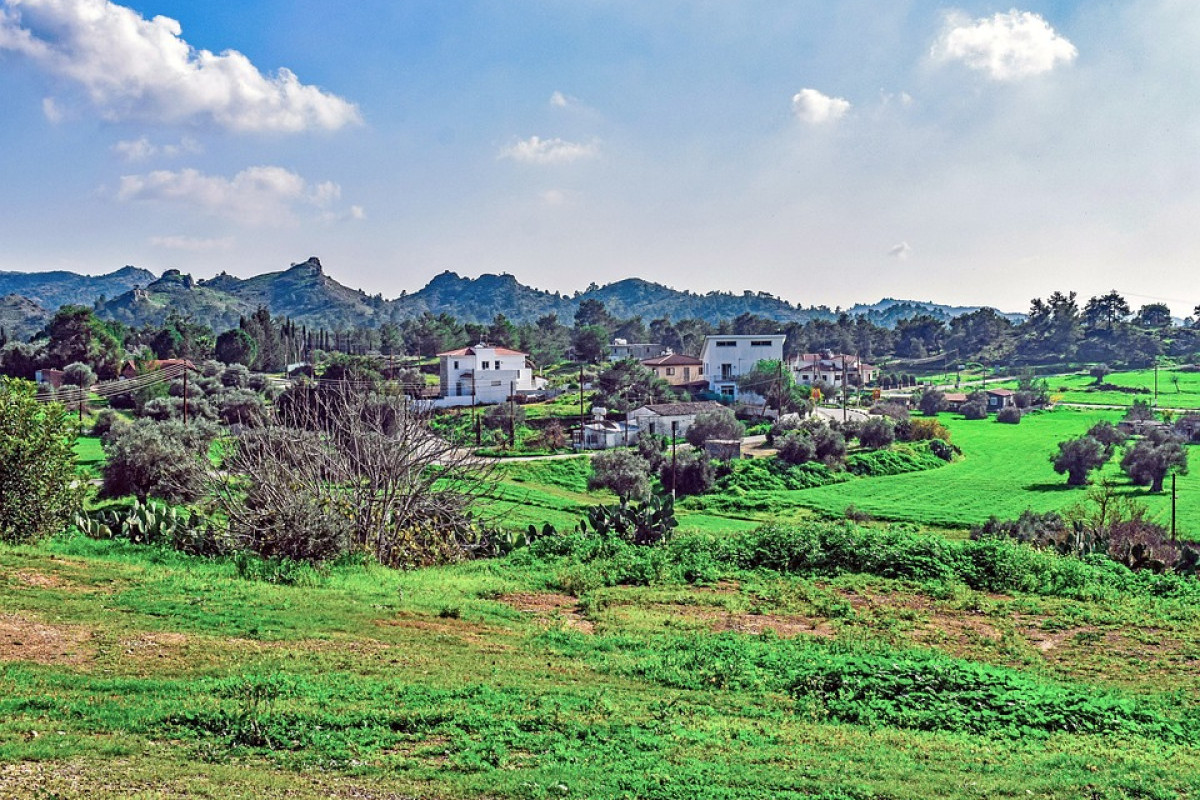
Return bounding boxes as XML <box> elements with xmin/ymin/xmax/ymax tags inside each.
<box><xmin>1</xmin><ymin>0</ymin><xmax>1198</xmax><ymax>316</ymax></box>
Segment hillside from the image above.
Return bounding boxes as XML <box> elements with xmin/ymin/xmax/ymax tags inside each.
<box><xmin>0</xmin><ymin>293</ymin><xmax>49</xmax><ymax>339</ymax></box>
<box><xmin>2</xmin><ymin>258</ymin><xmax>1020</xmax><ymax>331</ymax></box>
<box><xmin>0</xmin><ymin>265</ymin><xmax>154</xmax><ymax>310</ymax></box>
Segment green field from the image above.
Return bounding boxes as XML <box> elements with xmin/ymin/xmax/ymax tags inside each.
<box><xmin>5</xmin><ymin>524</ymin><xmax>1200</xmax><ymax>797</ymax></box>
<box><xmin>786</xmin><ymin>408</ymin><xmax>1200</xmax><ymax>529</ymax></box>
<box><xmin>990</xmin><ymin>367</ymin><xmax>1200</xmax><ymax>409</ymax></box>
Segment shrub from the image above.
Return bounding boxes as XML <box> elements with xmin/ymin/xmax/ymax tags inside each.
<box><xmin>91</xmin><ymin>408</ymin><xmax>128</xmax><ymax>440</ymax></box>
<box><xmin>101</xmin><ymin>419</ymin><xmax>219</xmax><ymax>504</ymax></box>
<box><xmin>221</xmin><ymin>364</ymin><xmax>251</xmax><ymax>388</ymax></box>
<box><xmin>589</xmin><ymin>449</ymin><xmax>652</xmax><ymax>502</ymax></box>
<box><xmin>217</xmin><ymin>389</ymin><xmax>267</xmax><ymax>427</ymax></box>
<box><xmin>960</xmin><ymin>400</ymin><xmax>987</xmax><ymax>419</ymax></box>
<box><xmin>685</xmin><ymin>406</ymin><xmax>742</xmax><ymax>447</ymax></box>
<box><xmin>996</xmin><ymin>406</ymin><xmax>1021</xmax><ymax>424</ymax></box>
<box><xmin>62</xmin><ymin>361</ymin><xmax>96</xmax><ymax>388</ymax></box>
<box><xmin>776</xmin><ymin>430</ymin><xmax>816</xmax><ymax>465</ymax></box>
<box><xmin>858</xmin><ymin>416</ymin><xmax>896</xmax><ymax>448</ymax></box>
<box><xmin>483</xmin><ymin>402</ymin><xmax>526</xmax><ymax>432</ymax></box>
<box><xmin>928</xmin><ymin>439</ymin><xmax>955</xmax><ymax>461</ymax></box>
<box><xmin>635</xmin><ymin>431</ymin><xmax>667</xmax><ymax>471</ymax></box>
<box><xmin>810</xmin><ymin>424</ymin><xmax>846</xmax><ymax>464</ymax></box>
<box><xmin>660</xmin><ymin>449</ymin><xmax>715</xmax><ymax>496</ymax></box>
<box><xmin>908</xmin><ymin>418</ymin><xmax>951</xmax><ymax>442</ymax></box>
<box><xmin>918</xmin><ymin>387</ymin><xmax>945</xmax><ymax>416</ymax></box>
<box><xmin>0</xmin><ymin>378</ymin><xmax>84</xmax><ymax>543</ymax></box>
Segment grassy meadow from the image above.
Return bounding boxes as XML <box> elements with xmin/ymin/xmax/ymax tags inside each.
<box><xmin>5</xmin><ymin>524</ymin><xmax>1200</xmax><ymax>798</ymax></box>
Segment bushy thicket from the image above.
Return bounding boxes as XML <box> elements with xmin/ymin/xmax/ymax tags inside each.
<box><xmin>101</xmin><ymin>419</ymin><xmax>220</xmax><ymax>504</ymax></box>
<box><xmin>519</xmin><ymin>520</ymin><xmax>1200</xmax><ymax>602</ymax></box>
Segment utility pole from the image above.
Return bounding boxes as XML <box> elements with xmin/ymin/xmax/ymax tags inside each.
<box><xmin>1154</xmin><ymin>357</ymin><xmax>1159</xmax><ymax>407</ymax></box>
<box><xmin>841</xmin><ymin>355</ymin><xmax>848</xmax><ymax>423</ymax></box>
<box><xmin>776</xmin><ymin>360</ymin><xmax>783</xmax><ymax>419</ymax></box>
<box><xmin>182</xmin><ymin>365</ymin><xmax>189</xmax><ymax>426</ymax></box>
<box><xmin>579</xmin><ymin>363</ymin><xmax>585</xmax><ymax>448</ymax></box>
<box><xmin>509</xmin><ymin>380</ymin><xmax>516</xmax><ymax>448</ymax></box>
<box><xmin>1172</xmin><ymin>473</ymin><xmax>1177</xmax><ymax>540</ymax></box>
<box><xmin>670</xmin><ymin>421</ymin><xmax>678</xmax><ymax>502</ymax></box>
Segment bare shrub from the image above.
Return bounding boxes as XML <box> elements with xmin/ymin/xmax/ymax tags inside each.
<box><xmin>211</xmin><ymin>385</ymin><xmax>495</xmax><ymax>568</ymax></box>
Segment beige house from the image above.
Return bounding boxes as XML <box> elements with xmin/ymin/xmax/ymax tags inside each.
<box><xmin>641</xmin><ymin>353</ymin><xmax>706</xmax><ymax>390</ymax></box>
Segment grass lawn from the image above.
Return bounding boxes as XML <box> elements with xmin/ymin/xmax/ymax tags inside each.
<box><xmin>72</xmin><ymin>435</ymin><xmax>105</xmax><ymax>477</ymax></box>
<box><xmin>4</xmin><ymin>527</ymin><xmax>1200</xmax><ymax>798</ymax></box>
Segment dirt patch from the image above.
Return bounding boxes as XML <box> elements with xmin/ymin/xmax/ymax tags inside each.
<box><xmin>714</xmin><ymin>613</ymin><xmax>835</xmax><ymax>637</ymax></box>
<box><xmin>495</xmin><ymin>592</ymin><xmax>594</xmax><ymax>634</ymax></box>
<box><xmin>375</xmin><ymin>613</ymin><xmax>519</xmax><ymax>647</ymax></box>
<box><xmin>0</xmin><ymin>613</ymin><xmax>93</xmax><ymax>666</ymax></box>
<box><xmin>11</xmin><ymin>570</ymin><xmax>66</xmax><ymax>589</ymax></box>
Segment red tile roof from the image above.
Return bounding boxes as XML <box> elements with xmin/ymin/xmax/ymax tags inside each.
<box><xmin>642</xmin><ymin>353</ymin><xmax>702</xmax><ymax>367</ymax></box>
<box><xmin>437</xmin><ymin>346</ymin><xmax>528</xmax><ymax>357</ymax></box>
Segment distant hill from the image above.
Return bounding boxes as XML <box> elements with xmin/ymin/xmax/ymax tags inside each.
<box><xmin>0</xmin><ymin>294</ymin><xmax>49</xmax><ymax>340</ymax></box>
<box><xmin>96</xmin><ymin>257</ymin><xmax>387</xmax><ymax>332</ymax></box>
<box><xmin>0</xmin><ymin>265</ymin><xmax>154</xmax><ymax>310</ymax></box>
<box><xmin>0</xmin><ymin>258</ymin><xmax>1021</xmax><ymax>333</ymax></box>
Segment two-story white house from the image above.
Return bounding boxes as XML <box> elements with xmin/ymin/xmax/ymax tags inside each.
<box><xmin>699</xmin><ymin>334</ymin><xmax>785</xmax><ymax>400</ymax></box>
<box><xmin>437</xmin><ymin>344</ymin><xmax>544</xmax><ymax>406</ymax></box>
<box><xmin>789</xmin><ymin>352</ymin><xmax>878</xmax><ymax>388</ymax></box>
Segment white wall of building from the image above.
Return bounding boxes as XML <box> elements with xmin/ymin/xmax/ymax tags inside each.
<box><xmin>699</xmin><ymin>334</ymin><xmax>785</xmax><ymax>400</ymax></box>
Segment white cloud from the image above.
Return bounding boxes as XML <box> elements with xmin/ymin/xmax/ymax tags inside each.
<box><xmin>113</xmin><ymin>136</ymin><xmax>201</xmax><ymax>162</ymax></box>
<box><xmin>500</xmin><ymin>135</ymin><xmax>599</xmax><ymax>164</ymax></box>
<box><xmin>888</xmin><ymin>241</ymin><xmax>912</xmax><ymax>260</ymax></box>
<box><xmin>540</xmin><ymin>189</ymin><xmax>568</xmax><ymax>207</ymax></box>
<box><xmin>791</xmin><ymin>88</ymin><xmax>851</xmax><ymax>125</ymax></box>
<box><xmin>41</xmin><ymin>95</ymin><xmax>63</xmax><ymax>122</ymax></box>
<box><xmin>932</xmin><ymin>9</ymin><xmax>1077</xmax><ymax>81</ymax></box>
<box><xmin>149</xmin><ymin>234</ymin><xmax>234</xmax><ymax>252</ymax></box>
<box><xmin>0</xmin><ymin>0</ymin><xmax>361</xmax><ymax>132</ymax></box>
<box><xmin>549</xmin><ymin>90</ymin><xmax>581</xmax><ymax>109</ymax></box>
<box><xmin>116</xmin><ymin>165</ymin><xmax>354</xmax><ymax>226</ymax></box>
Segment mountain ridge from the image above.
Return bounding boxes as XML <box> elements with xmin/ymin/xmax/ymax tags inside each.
<box><xmin>0</xmin><ymin>258</ymin><xmax>1023</xmax><ymax>332</ymax></box>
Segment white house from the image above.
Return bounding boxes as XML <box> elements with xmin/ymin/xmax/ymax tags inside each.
<box><xmin>789</xmin><ymin>352</ymin><xmax>878</xmax><ymax>388</ymax></box>
<box><xmin>699</xmin><ymin>334</ymin><xmax>785</xmax><ymax>400</ymax></box>
<box><xmin>626</xmin><ymin>400</ymin><xmax>725</xmax><ymax>439</ymax></box>
<box><xmin>436</xmin><ymin>344</ymin><xmax>544</xmax><ymax>406</ymax></box>
<box><xmin>609</xmin><ymin>339</ymin><xmax>668</xmax><ymax>361</ymax></box>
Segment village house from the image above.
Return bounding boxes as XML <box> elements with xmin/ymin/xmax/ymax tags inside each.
<box><xmin>985</xmin><ymin>388</ymin><xmax>1016</xmax><ymax>412</ymax></box>
<box><xmin>788</xmin><ymin>352</ymin><xmax>878</xmax><ymax>387</ymax></box>
<box><xmin>33</xmin><ymin>368</ymin><xmax>65</xmax><ymax>389</ymax></box>
<box><xmin>436</xmin><ymin>344</ymin><xmax>545</xmax><ymax>406</ymax></box>
<box><xmin>578</xmin><ymin>408</ymin><xmax>640</xmax><ymax>450</ymax></box>
<box><xmin>641</xmin><ymin>353</ymin><xmax>707</xmax><ymax>392</ymax></box>
<box><xmin>942</xmin><ymin>392</ymin><xmax>969</xmax><ymax>412</ymax></box>
<box><xmin>609</xmin><ymin>339</ymin><xmax>668</xmax><ymax>361</ymax></box>
<box><xmin>626</xmin><ymin>400</ymin><xmax>725</xmax><ymax>438</ymax></box>
<box><xmin>699</xmin><ymin>334</ymin><xmax>785</xmax><ymax>400</ymax></box>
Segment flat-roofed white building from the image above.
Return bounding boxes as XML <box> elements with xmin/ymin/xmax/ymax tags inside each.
<box><xmin>699</xmin><ymin>334</ymin><xmax>785</xmax><ymax>400</ymax></box>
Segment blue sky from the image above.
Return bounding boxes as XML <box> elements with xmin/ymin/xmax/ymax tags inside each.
<box><xmin>1</xmin><ymin>0</ymin><xmax>1198</xmax><ymax>315</ymax></box>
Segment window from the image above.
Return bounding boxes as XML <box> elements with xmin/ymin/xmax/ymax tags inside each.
<box><xmin>750</xmin><ymin>340</ymin><xmax>772</xmax><ymax>347</ymax></box>
<box><xmin>715</xmin><ymin>341</ymin><xmax>736</xmax><ymax>347</ymax></box>
<box><xmin>481</xmin><ymin>361</ymin><xmax>489</xmax><ymax>370</ymax></box>
<box><xmin>720</xmin><ymin>384</ymin><xmax>735</xmax><ymax>397</ymax></box>
<box><xmin>721</xmin><ymin>363</ymin><xmax>734</xmax><ymax>380</ymax></box>
<box><xmin>666</xmin><ymin>367</ymin><xmax>675</xmax><ymax>376</ymax></box>
<box><xmin>453</xmin><ymin>360</ymin><xmax>459</xmax><ymax>370</ymax></box>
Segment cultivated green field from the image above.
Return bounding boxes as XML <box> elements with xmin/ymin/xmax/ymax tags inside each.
<box><xmin>788</xmin><ymin>409</ymin><xmax>1200</xmax><ymax>530</ymax></box>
